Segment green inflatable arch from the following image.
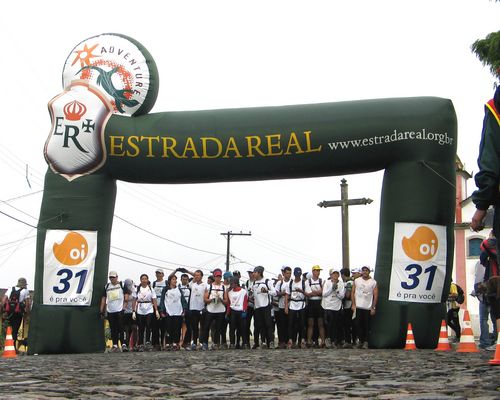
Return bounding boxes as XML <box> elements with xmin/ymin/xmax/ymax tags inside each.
<box><xmin>29</xmin><ymin>33</ymin><xmax>457</xmax><ymax>354</ymax></box>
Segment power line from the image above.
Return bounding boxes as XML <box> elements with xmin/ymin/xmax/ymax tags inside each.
<box><xmin>114</xmin><ymin>215</ymin><xmax>225</xmax><ymax>257</ymax></box>
<box><xmin>3</xmin><ymin>190</ymin><xmax>43</xmax><ymax>202</ymax></box>
<box><xmin>0</xmin><ymin>210</ymin><xmax>37</xmax><ymax>228</ymax></box>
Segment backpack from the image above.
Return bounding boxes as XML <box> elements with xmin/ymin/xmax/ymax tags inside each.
<box><xmin>208</xmin><ymin>284</ymin><xmax>225</xmax><ymax>298</ymax></box>
<box><xmin>4</xmin><ymin>287</ymin><xmax>25</xmax><ymax>314</ymax></box>
<box><xmin>288</xmin><ymin>280</ymin><xmax>307</xmax><ymax>302</ymax></box>
<box><xmin>456</xmin><ymin>284</ymin><xmax>465</xmax><ymax>304</ymax></box>
<box><xmin>104</xmin><ymin>281</ymin><xmax>125</xmax><ymax>296</ymax></box>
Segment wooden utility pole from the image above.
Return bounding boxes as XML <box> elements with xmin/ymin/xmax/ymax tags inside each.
<box><xmin>220</xmin><ymin>231</ymin><xmax>252</xmax><ymax>271</ymax></box>
<box><xmin>317</xmin><ymin>178</ymin><xmax>373</xmax><ymax>268</ymax></box>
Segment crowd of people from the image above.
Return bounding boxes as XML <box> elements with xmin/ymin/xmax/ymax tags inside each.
<box><xmin>100</xmin><ymin>265</ymin><xmax>379</xmax><ymax>352</ymax></box>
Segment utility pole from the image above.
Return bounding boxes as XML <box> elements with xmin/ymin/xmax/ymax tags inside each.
<box><xmin>220</xmin><ymin>231</ymin><xmax>252</xmax><ymax>271</ymax></box>
<box><xmin>317</xmin><ymin>178</ymin><xmax>373</xmax><ymax>269</ymax></box>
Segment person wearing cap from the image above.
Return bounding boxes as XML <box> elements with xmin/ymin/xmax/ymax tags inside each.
<box><xmin>122</xmin><ymin>279</ymin><xmax>137</xmax><ymax>351</ymax></box>
<box><xmin>251</xmin><ymin>266</ymin><xmax>277</xmax><ymax>349</ymax></box>
<box><xmin>2</xmin><ymin>277</ymin><xmax>31</xmax><ymax>351</ymax></box>
<box><xmin>351</xmin><ymin>266</ymin><xmax>378</xmax><ymax>349</ymax></box>
<box><xmin>284</xmin><ymin>267</ymin><xmax>309</xmax><ymax>349</ymax></box>
<box><xmin>188</xmin><ymin>269</ymin><xmax>206</xmax><ymax>350</ymax></box>
<box><xmin>275</xmin><ymin>266</ymin><xmax>292</xmax><ymax>348</ymax></box>
<box><xmin>322</xmin><ymin>269</ymin><xmax>345</xmax><ymax>348</ymax></box>
<box><xmin>225</xmin><ymin>276</ymin><xmax>249</xmax><ymax>349</ymax></box>
<box><xmin>202</xmin><ymin>268</ymin><xmax>227</xmax><ymax>350</ymax></box>
<box><xmin>340</xmin><ymin>268</ymin><xmax>355</xmax><ymax>348</ymax></box>
<box><xmin>306</xmin><ymin>265</ymin><xmax>326</xmax><ymax>348</ymax></box>
<box><xmin>178</xmin><ymin>273</ymin><xmax>192</xmax><ymax>350</ymax></box>
<box><xmin>100</xmin><ymin>271</ymin><xmax>128</xmax><ymax>352</ymax></box>
<box><xmin>151</xmin><ymin>269</ymin><xmax>167</xmax><ymax>350</ymax></box>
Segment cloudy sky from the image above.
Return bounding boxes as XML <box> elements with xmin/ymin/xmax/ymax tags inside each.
<box><xmin>0</xmin><ymin>0</ymin><xmax>499</xmax><ymax>288</ymax></box>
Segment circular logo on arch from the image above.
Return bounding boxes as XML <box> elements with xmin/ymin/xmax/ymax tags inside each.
<box><xmin>53</xmin><ymin>231</ymin><xmax>89</xmax><ymax>266</ymax></box>
<box><xmin>401</xmin><ymin>225</ymin><xmax>438</xmax><ymax>261</ymax></box>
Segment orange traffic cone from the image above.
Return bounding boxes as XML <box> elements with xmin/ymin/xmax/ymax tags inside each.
<box><xmin>456</xmin><ymin>310</ymin><xmax>479</xmax><ymax>353</ymax></box>
<box><xmin>435</xmin><ymin>319</ymin><xmax>452</xmax><ymax>351</ymax></box>
<box><xmin>404</xmin><ymin>323</ymin><xmax>417</xmax><ymax>350</ymax></box>
<box><xmin>2</xmin><ymin>326</ymin><xmax>17</xmax><ymax>358</ymax></box>
<box><xmin>488</xmin><ymin>335</ymin><xmax>500</xmax><ymax>365</ymax></box>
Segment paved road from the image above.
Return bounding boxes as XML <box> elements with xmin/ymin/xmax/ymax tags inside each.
<box><xmin>0</xmin><ymin>348</ymin><xmax>498</xmax><ymax>399</ymax></box>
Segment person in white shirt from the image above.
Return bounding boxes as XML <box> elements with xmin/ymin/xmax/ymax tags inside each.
<box><xmin>225</xmin><ymin>276</ymin><xmax>249</xmax><ymax>349</ymax></box>
<box><xmin>252</xmin><ymin>266</ymin><xmax>277</xmax><ymax>349</ymax></box>
<box><xmin>159</xmin><ymin>275</ymin><xmax>188</xmax><ymax>351</ymax></box>
<box><xmin>285</xmin><ymin>267</ymin><xmax>309</xmax><ymax>349</ymax></box>
<box><xmin>133</xmin><ymin>274</ymin><xmax>160</xmax><ymax>351</ymax></box>
<box><xmin>306</xmin><ymin>265</ymin><xmax>326</xmax><ymax>347</ymax></box>
<box><xmin>275</xmin><ymin>266</ymin><xmax>292</xmax><ymax>348</ymax></box>
<box><xmin>351</xmin><ymin>266</ymin><xmax>378</xmax><ymax>349</ymax></box>
<box><xmin>100</xmin><ymin>271</ymin><xmax>128</xmax><ymax>352</ymax></box>
<box><xmin>2</xmin><ymin>277</ymin><xmax>31</xmax><ymax>351</ymax></box>
<box><xmin>151</xmin><ymin>269</ymin><xmax>166</xmax><ymax>350</ymax></box>
<box><xmin>202</xmin><ymin>268</ymin><xmax>227</xmax><ymax>350</ymax></box>
<box><xmin>187</xmin><ymin>269</ymin><xmax>206</xmax><ymax>350</ymax></box>
<box><xmin>322</xmin><ymin>269</ymin><xmax>345</xmax><ymax>348</ymax></box>
<box><xmin>122</xmin><ymin>279</ymin><xmax>137</xmax><ymax>351</ymax></box>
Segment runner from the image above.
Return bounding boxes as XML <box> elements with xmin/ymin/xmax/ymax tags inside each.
<box><xmin>285</xmin><ymin>267</ymin><xmax>309</xmax><ymax>349</ymax></box>
<box><xmin>159</xmin><ymin>275</ymin><xmax>188</xmax><ymax>351</ymax></box>
<box><xmin>225</xmin><ymin>276</ymin><xmax>249</xmax><ymax>349</ymax></box>
<box><xmin>322</xmin><ymin>269</ymin><xmax>345</xmax><ymax>348</ymax></box>
<box><xmin>100</xmin><ymin>271</ymin><xmax>128</xmax><ymax>352</ymax></box>
<box><xmin>133</xmin><ymin>274</ymin><xmax>160</xmax><ymax>352</ymax></box>
<box><xmin>202</xmin><ymin>268</ymin><xmax>227</xmax><ymax>350</ymax></box>
<box><xmin>306</xmin><ymin>265</ymin><xmax>326</xmax><ymax>347</ymax></box>
<box><xmin>252</xmin><ymin>266</ymin><xmax>277</xmax><ymax>349</ymax></box>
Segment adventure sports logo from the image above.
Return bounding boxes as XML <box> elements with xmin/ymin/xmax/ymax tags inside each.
<box><xmin>44</xmin><ymin>34</ymin><xmax>153</xmax><ymax>181</ymax></box>
<box><xmin>53</xmin><ymin>231</ymin><xmax>89</xmax><ymax>266</ymax></box>
<box><xmin>389</xmin><ymin>223</ymin><xmax>446</xmax><ymax>304</ymax></box>
<box><xmin>401</xmin><ymin>225</ymin><xmax>438</xmax><ymax>261</ymax></box>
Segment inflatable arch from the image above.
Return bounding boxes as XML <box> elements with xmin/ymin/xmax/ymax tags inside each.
<box><xmin>29</xmin><ymin>34</ymin><xmax>457</xmax><ymax>354</ymax></box>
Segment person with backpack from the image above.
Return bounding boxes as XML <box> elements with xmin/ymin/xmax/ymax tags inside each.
<box><xmin>225</xmin><ymin>276</ymin><xmax>249</xmax><ymax>349</ymax></box>
<box><xmin>340</xmin><ymin>268</ymin><xmax>355</xmax><ymax>348</ymax></box>
<box><xmin>446</xmin><ymin>281</ymin><xmax>464</xmax><ymax>342</ymax></box>
<box><xmin>151</xmin><ymin>269</ymin><xmax>167</xmax><ymax>351</ymax></box>
<box><xmin>275</xmin><ymin>266</ymin><xmax>292</xmax><ymax>348</ymax></box>
<box><xmin>133</xmin><ymin>273</ymin><xmax>160</xmax><ymax>351</ymax></box>
<box><xmin>285</xmin><ymin>267</ymin><xmax>309</xmax><ymax>349</ymax></box>
<box><xmin>306</xmin><ymin>265</ymin><xmax>326</xmax><ymax>348</ymax></box>
<box><xmin>100</xmin><ymin>271</ymin><xmax>128</xmax><ymax>352</ymax></box>
<box><xmin>322</xmin><ymin>269</ymin><xmax>345</xmax><ymax>348</ymax></box>
<box><xmin>122</xmin><ymin>278</ymin><xmax>137</xmax><ymax>351</ymax></box>
<box><xmin>2</xmin><ymin>277</ymin><xmax>30</xmax><ymax>351</ymax></box>
<box><xmin>351</xmin><ymin>266</ymin><xmax>378</xmax><ymax>349</ymax></box>
<box><xmin>188</xmin><ymin>269</ymin><xmax>206</xmax><ymax>350</ymax></box>
<box><xmin>159</xmin><ymin>274</ymin><xmax>188</xmax><ymax>351</ymax></box>
<box><xmin>202</xmin><ymin>268</ymin><xmax>227</xmax><ymax>350</ymax></box>
<box><xmin>178</xmin><ymin>273</ymin><xmax>192</xmax><ymax>350</ymax></box>
<box><xmin>251</xmin><ymin>266</ymin><xmax>277</xmax><ymax>349</ymax></box>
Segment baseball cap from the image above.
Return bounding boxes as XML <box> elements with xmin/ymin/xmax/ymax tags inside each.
<box><xmin>312</xmin><ymin>265</ymin><xmax>322</xmax><ymax>271</ymax></box>
<box><xmin>293</xmin><ymin>267</ymin><xmax>302</xmax><ymax>276</ymax></box>
<box><xmin>253</xmin><ymin>266</ymin><xmax>265</xmax><ymax>274</ymax></box>
<box><xmin>329</xmin><ymin>268</ymin><xmax>339</xmax><ymax>275</ymax></box>
<box><xmin>108</xmin><ymin>271</ymin><xmax>118</xmax><ymax>278</ymax></box>
<box><xmin>17</xmin><ymin>277</ymin><xmax>27</xmax><ymax>287</ymax></box>
<box><xmin>223</xmin><ymin>271</ymin><xmax>233</xmax><ymax>279</ymax></box>
<box><xmin>155</xmin><ymin>269</ymin><xmax>164</xmax><ymax>274</ymax></box>
<box><xmin>351</xmin><ymin>267</ymin><xmax>360</xmax><ymax>274</ymax></box>
<box><xmin>232</xmin><ymin>270</ymin><xmax>241</xmax><ymax>276</ymax></box>
<box><xmin>361</xmin><ymin>266</ymin><xmax>371</xmax><ymax>272</ymax></box>
<box><xmin>213</xmin><ymin>268</ymin><xmax>223</xmax><ymax>277</ymax></box>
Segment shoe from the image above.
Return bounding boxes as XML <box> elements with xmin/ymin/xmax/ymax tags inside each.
<box><xmin>252</xmin><ymin>344</ymin><xmax>259</xmax><ymax>350</ymax></box>
<box><xmin>172</xmin><ymin>344</ymin><xmax>179</xmax><ymax>351</ymax></box>
<box><xmin>201</xmin><ymin>343</ymin><xmax>208</xmax><ymax>351</ymax></box>
<box><xmin>110</xmin><ymin>346</ymin><xmax>120</xmax><ymax>353</ymax></box>
<box><xmin>184</xmin><ymin>345</ymin><xmax>192</xmax><ymax>351</ymax></box>
<box><xmin>486</xmin><ymin>344</ymin><xmax>497</xmax><ymax>351</ymax></box>
<box><xmin>191</xmin><ymin>343</ymin><xmax>197</xmax><ymax>351</ymax></box>
<box><xmin>235</xmin><ymin>343</ymin><xmax>241</xmax><ymax>350</ymax></box>
<box><xmin>137</xmin><ymin>345</ymin><xmax>144</xmax><ymax>352</ymax></box>
<box><xmin>268</xmin><ymin>342</ymin><xmax>275</xmax><ymax>349</ymax></box>
<box><xmin>242</xmin><ymin>344</ymin><xmax>250</xmax><ymax>350</ymax></box>
<box><xmin>325</xmin><ymin>338</ymin><xmax>332</xmax><ymax>348</ymax></box>
<box><xmin>228</xmin><ymin>344</ymin><xmax>235</xmax><ymax>350</ymax></box>
<box><xmin>343</xmin><ymin>342</ymin><xmax>353</xmax><ymax>349</ymax></box>
<box><xmin>362</xmin><ymin>341</ymin><xmax>369</xmax><ymax>349</ymax></box>
<box><xmin>121</xmin><ymin>344</ymin><xmax>129</xmax><ymax>352</ymax></box>
<box><xmin>220</xmin><ymin>343</ymin><xmax>228</xmax><ymax>350</ymax></box>
<box><xmin>286</xmin><ymin>342</ymin><xmax>293</xmax><ymax>349</ymax></box>
<box><xmin>300</xmin><ymin>341</ymin><xmax>307</xmax><ymax>349</ymax></box>
<box><xmin>145</xmin><ymin>342</ymin><xmax>153</xmax><ymax>351</ymax></box>
<box><xmin>356</xmin><ymin>341</ymin><xmax>364</xmax><ymax>349</ymax></box>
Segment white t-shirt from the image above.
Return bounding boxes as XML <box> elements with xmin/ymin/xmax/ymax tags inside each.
<box><xmin>153</xmin><ymin>280</ymin><xmax>166</xmax><ymax>301</ymax></box>
<box><xmin>162</xmin><ymin>287</ymin><xmax>184</xmax><ymax>316</ymax></box>
<box><xmin>306</xmin><ymin>277</ymin><xmax>323</xmax><ymax>300</ymax></box>
<box><xmin>228</xmin><ymin>287</ymin><xmax>248</xmax><ymax>312</ymax></box>
<box><xmin>189</xmin><ymin>281</ymin><xmax>206</xmax><ymax>311</ymax></box>
<box><xmin>5</xmin><ymin>287</ymin><xmax>30</xmax><ymax>304</ymax></box>
<box><xmin>286</xmin><ymin>280</ymin><xmax>309</xmax><ymax>311</ymax></box>
<box><xmin>275</xmin><ymin>280</ymin><xmax>290</xmax><ymax>309</ymax></box>
<box><xmin>104</xmin><ymin>282</ymin><xmax>125</xmax><ymax>313</ymax></box>
<box><xmin>136</xmin><ymin>285</ymin><xmax>156</xmax><ymax>315</ymax></box>
<box><xmin>252</xmin><ymin>278</ymin><xmax>277</xmax><ymax>309</ymax></box>
<box><xmin>206</xmin><ymin>283</ymin><xmax>226</xmax><ymax>313</ymax></box>
<box><xmin>321</xmin><ymin>279</ymin><xmax>345</xmax><ymax>311</ymax></box>
<box><xmin>353</xmin><ymin>277</ymin><xmax>377</xmax><ymax>310</ymax></box>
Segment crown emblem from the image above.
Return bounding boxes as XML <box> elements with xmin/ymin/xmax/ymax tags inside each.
<box><xmin>63</xmin><ymin>100</ymin><xmax>87</xmax><ymax>121</ymax></box>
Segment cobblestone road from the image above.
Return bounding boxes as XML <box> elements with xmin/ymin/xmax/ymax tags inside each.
<box><xmin>0</xmin><ymin>348</ymin><xmax>498</xmax><ymax>399</ymax></box>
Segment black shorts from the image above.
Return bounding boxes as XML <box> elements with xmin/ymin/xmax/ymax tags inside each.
<box><xmin>307</xmin><ymin>299</ymin><xmax>323</xmax><ymax>319</ymax></box>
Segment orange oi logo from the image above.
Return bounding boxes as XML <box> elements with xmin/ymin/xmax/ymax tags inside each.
<box><xmin>401</xmin><ymin>226</ymin><xmax>438</xmax><ymax>261</ymax></box>
<box><xmin>53</xmin><ymin>232</ymin><xmax>88</xmax><ymax>266</ymax></box>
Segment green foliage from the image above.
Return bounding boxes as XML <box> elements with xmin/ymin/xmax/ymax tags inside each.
<box><xmin>471</xmin><ymin>30</ymin><xmax>500</xmax><ymax>80</ymax></box>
